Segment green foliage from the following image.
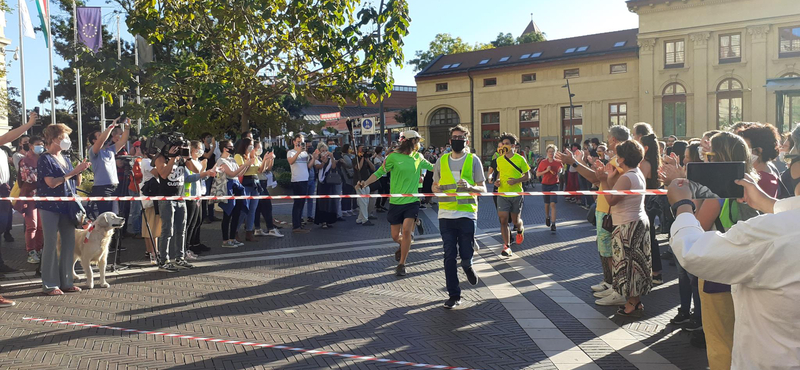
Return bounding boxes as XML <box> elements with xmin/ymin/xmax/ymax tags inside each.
<box><xmin>275</xmin><ymin>171</ymin><xmax>292</xmax><ymax>189</ymax></box>
<box><xmin>491</xmin><ymin>33</ymin><xmax>516</xmax><ymax>48</ymax></box>
<box><xmin>272</xmin><ymin>146</ymin><xmax>288</xmax><ymax>160</ymax></box>
<box><xmin>121</xmin><ymin>0</ymin><xmax>410</xmax><ymax>135</ymax></box>
<box><xmin>272</xmin><ymin>158</ymin><xmax>291</xmax><ymax>172</ymax></box>
<box><xmin>394</xmin><ymin>106</ymin><xmax>417</xmax><ymax>128</ymax></box>
<box><xmin>517</xmin><ymin>32</ymin><xmax>546</xmax><ymax>44</ymax></box>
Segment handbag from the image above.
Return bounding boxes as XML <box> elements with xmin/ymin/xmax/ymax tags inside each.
<box><xmin>586</xmin><ymin>202</ymin><xmax>597</xmax><ymax>226</ymax></box>
<box><xmin>601</xmin><ymin>214</ymin><xmax>615</xmax><ymax>233</ymax></box>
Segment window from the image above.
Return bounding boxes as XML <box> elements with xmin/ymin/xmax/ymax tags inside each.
<box><xmin>429</xmin><ymin>108</ymin><xmax>460</xmax><ymax>126</ymax></box>
<box><xmin>435</xmin><ymin>83</ymin><xmax>448</xmax><ymax>92</ymax></box>
<box><xmin>609</xmin><ymin>103</ymin><xmax>627</xmax><ymax>127</ymax></box>
<box><xmin>565</xmin><ymin>48</ymin><xmax>576</xmax><ymax>54</ymax></box>
<box><xmin>719</xmin><ymin>34</ymin><xmax>741</xmax><ymax>63</ymax></box>
<box><xmin>531</xmin><ymin>52</ymin><xmax>542</xmax><ymax>58</ymax></box>
<box><xmin>717</xmin><ymin>79</ymin><xmax>744</xmax><ymax>129</ymax></box>
<box><xmin>483</xmin><ymin>78</ymin><xmax>497</xmax><ymax>87</ymax></box>
<box><xmin>479</xmin><ymin>59</ymin><xmax>491</xmax><ymax>65</ymax></box>
<box><xmin>450</xmin><ymin>63</ymin><xmax>461</xmax><ymax>68</ymax></box>
<box><xmin>665</xmin><ymin>40</ymin><xmax>685</xmax><ymax>68</ymax></box>
<box><xmin>564</xmin><ymin>68</ymin><xmax>580</xmax><ymax>79</ymax></box>
<box><xmin>521</xmin><ymin>73</ymin><xmax>536</xmax><ymax>83</ymax></box>
<box><xmin>614</xmin><ymin>41</ymin><xmax>627</xmax><ymax>48</ymax></box>
<box><xmin>441</xmin><ymin>64</ymin><xmax>451</xmax><ymax>69</ymax></box>
<box><xmin>520</xmin><ymin>54</ymin><xmax>531</xmax><ymax>59</ymax></box>
<box><xmin>499</xmin><ymin>56</ymin><xmax>510</xmax><ymax>62</ymax></box>
<box><xmin>520</xmin><ymin>109</ymin><xmax>540</xmax><ymax>156</ymax></box>
<box><xmin>562</xmin><ymin>106</ymin><xmax>583</xmax><ymax>145</ymax></box>
<box><xmin>481</xmin><ymin>112</ymin><xmax>501</xmax><ymax>162</ymax></box>
<box><xmin>780</xmin><ymin>26</ymin><xmax>800</xmax><ymax>57</ymax></box>
<box><xmin>576</xmin><ymin>46</ymin><xmax>589</xmax><ymax>52</ymax></box>
<box><xmin>610</xmin><ymin>63</ymin><xmax>628</xmax><ymax>74</ymax></box>
<box><xmin>663</xmin><ymin>83</ymin><xmax>687</xmax><ymax>137</ymax></box>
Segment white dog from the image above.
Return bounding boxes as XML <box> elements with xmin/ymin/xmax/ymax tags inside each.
<box><xmin>58</xmin><ymin>212</ymin><xmax>125</xmax><ymax>289</ymax></box>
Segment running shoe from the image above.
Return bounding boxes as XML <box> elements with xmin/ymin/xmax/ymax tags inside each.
<box><xmin>591</xmin><ymin>282</ymin><xmax>611</xmax><ymax>292</ymax></box>
<box><xmin>670</xmin><ymin>310</ymin><xmax>691</xmax><ymax>325</ymax></box>
<box><xmin>268</xmin><ymin>229</ymin><xmax>284</xmax><ymax>238</ymax></box>
<box><xmin>595</xmin><ymin>291</ymin><xmax>626</xmax><ymax>306</ymax></box>
<box><xmin>0</xmin><ymin>296</ymin><xmax>16</xmax><ymax>307</ymax></box>
<box><xmin>158</xmin><ymin>262</ymin><xmax>180</xmax><ymax>272</ymax></box>
<box><xmin>416</xmin><ymin>218</ymin><xmax>425</xmax><ymax>235</ymax></box>
<box><xmin>185</xmin><ymin>251</ymin><xmax>199</xmax><ymax>260</ymax></box>
<box><xmin>464</xmin><ymin>266</ymin><xmax>479</xmax><ymax>285</ymax></box>
<box><xmin>233</xmin><ymin>240</ymin><xmax>245</xmax><ymax>247</ymax></box>
<box><xmin>395</xmin><ymin>264</ymin><xmax>407</xmax><ymax>276</ymax></box>
<box><xmin>175</xmin><ymin>259</ymin><xmax>195</xmax><ymax>269</ymax></box>
<box><xmin>254</xmin><ymin>229</ymin><xmax>269</xmax><ymax>237</ymax></box>
<box><xmin>501</xmin><ymin>246</ymin><xmax>513</xmax><ymax>257</ymax></box>
<box><xmin>515</xmin><ymin>225</ymin><xmax>525</xmax><ymax>245</ymax></box>
<box><xmin>149</xmin><ymin>252</ymin><xmax>158</xmax><ymax>266</ymax></box>
<box><xmin>551</xmin><ymin>223</ymin><xmax>557</xmax><ymax>232</ymax></box>
<box><xmin>546</xmin><ymin>218</ymin><xmax>551</xmax><ymax>227</ymax></box>
<box><xmin>684</xmin><ymin>317</ymin><xmax>703</xmax><ymax>332</ymax></box>
<box><xmin>443</xmin><ymin>297</ymin><xmax>462</xmax><ymax>309</ymax></box>
<box><xmin>395</xmin><ymin>248</ymin><xmax>401</xmax><ymax>262</ymax></box>
<box><xmin>27</xmin><ymin>250</ymin><xmax>41</xmax><ymax>264</ymax></box>
<box><xmin>593</xmin><ymin>288</ymin><xmax>614</xmax><ymax>298</ymax></box>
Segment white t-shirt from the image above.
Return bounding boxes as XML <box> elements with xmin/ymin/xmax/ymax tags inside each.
<box><xmin>141</xmin><ymin>158</ymin><xmax>155</xmax><ymax>184</ymax></box>
<box><xmin>287</xmin><ymin>149</ymin><xmax>310</xmax><ymax>182</ymax></box>
<box><xmin>0</xmin><ymin>148</ymin><xmax>9</xmax><ymax>184</ymax></box>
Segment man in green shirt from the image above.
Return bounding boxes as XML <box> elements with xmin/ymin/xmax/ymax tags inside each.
<box><xmin>493</xmin><ymin>133</ymin><xmax>530</xmax><ymax>257</ymax></box>
<box><xmin>357</xmin><ymin>130</ymin><xmax>434</xmax><ymax>276</ymax></box>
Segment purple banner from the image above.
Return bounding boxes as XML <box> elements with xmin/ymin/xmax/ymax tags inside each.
<box><xmin>77</xmin><ymin>7</ymin><xmax>102</xmax><ymax>53</ymax></box>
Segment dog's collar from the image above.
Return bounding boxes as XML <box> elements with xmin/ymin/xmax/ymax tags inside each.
<box><xmin>83</xmin><ymin>223</ymin><xmax>95</xmax><ymax>244</ymax></box>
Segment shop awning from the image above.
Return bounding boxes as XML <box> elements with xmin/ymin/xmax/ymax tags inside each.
<box><xmin>765</xmin><ymin>77</ymin><xmax>800</xmax><ymax>93</ymax></box>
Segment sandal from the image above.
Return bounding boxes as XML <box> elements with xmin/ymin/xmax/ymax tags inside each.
<box><xmin>44</xmin><ymin>288</ymin><xmax>64</xmax><ymax>296</ymax></box>
<box><xmin>616</xmin><ymin>302</ymin><xmax>644</xmax><ymax>317</ymax></box>
<box><xmin>63</xmin><ymin>286</ymin><xmax>82</xmax><ymax>293</ymax></box>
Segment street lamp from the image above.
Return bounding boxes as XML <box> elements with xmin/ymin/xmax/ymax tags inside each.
<box><xmin>562</xmin><ymin>80</ymin><xmax>576</xmax><ymax>147</ymax></box>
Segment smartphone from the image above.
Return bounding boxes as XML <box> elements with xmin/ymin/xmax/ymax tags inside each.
<box><xmin>686</xmin><ymin>162</ymin><xmax>745</xmax><ymax>199</ymax></box>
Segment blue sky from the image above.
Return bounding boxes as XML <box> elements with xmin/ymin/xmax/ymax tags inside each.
<box><xmin>2</xmin><ymin>0</ymin><xmax>639</xmax><ymax>111</ymax></box>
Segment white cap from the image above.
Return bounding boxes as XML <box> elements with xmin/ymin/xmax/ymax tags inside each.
<box><xmin>402</xmin><ymin>130</ymin><xmax>423</xmax><ymax>141</ymax></box>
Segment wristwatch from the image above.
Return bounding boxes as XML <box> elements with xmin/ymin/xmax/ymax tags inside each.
<box><xmin>670</xmin><ymin>199</ymin><xmax>696</xmax><ymax>217</ymax></box>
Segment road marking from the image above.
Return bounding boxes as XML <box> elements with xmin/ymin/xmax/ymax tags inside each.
<box><xmin>21</xmin><ymin>317</ymin><xmax>483</xmax><ymax>370</ymax></box>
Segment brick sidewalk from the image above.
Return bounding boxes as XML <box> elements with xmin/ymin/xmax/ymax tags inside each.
<box><xmin>0</xmin><ymin>187</ymin><xmax>708</xmax><ymax>369</ymax></box>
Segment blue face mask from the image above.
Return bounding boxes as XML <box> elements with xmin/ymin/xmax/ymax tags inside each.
<box><xmin>33</xmin><ymin>145</ymin><xmax>44</xmax><ymax>155</ymax></box>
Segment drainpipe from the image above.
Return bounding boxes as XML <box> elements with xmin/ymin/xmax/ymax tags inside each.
<box><xmin>467</xmin><ymin>67</ymin><xmax>475</xmax><ymax>147</ymax></box>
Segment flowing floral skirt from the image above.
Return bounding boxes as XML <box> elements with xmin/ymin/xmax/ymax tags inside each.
<box><xmin>611</xmin><ymin>219</ymin><xmax>652</xmax><ymax>297</ymax></box>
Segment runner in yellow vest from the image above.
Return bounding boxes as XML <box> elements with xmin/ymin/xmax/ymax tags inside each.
<box><xmin>432</xmin><ymin>125</ymin><xmax>487</xmax><ymax>308</ymax></box>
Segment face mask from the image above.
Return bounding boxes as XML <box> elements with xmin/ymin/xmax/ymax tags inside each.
<box><xmin>60</xmin><ymin>138</ymin><xmax>71</xmax><ymax>151</ymax></box>
<box><xmin>256</xmin><ymin>148</ymin><xmax>263</xmax><ymax>156</ymax></box>
<box><xmin>33</xmin><ymin>145</ymin><xmax>44</xmax><ymax>155</ymax></box>
<box><xmin>750</xmin><ymin>153</ymin><xmax>759</xmax><ymax>165</ymax></box>
<box><xmin>604</xmin><ymin>154</ymin><xmax>610</xmax><ymax>161</ymax></box>
<box><xmin>248</xmin><ymin>145</ymin><xmax>254</xmax><ymax>153</ymax></box>
<box><xmin>450</xmin><ymin>140</ymin><xmax>466</xmax><ymax>153</ymax></box>
<box><xmin>22</xmin><ymin>143</ymin><xmax>30</xmax><ymax>152</ymax></box>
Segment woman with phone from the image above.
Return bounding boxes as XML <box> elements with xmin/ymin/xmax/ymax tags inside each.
<box><xmin>739</xmin><ymin>123</ymin><xmax>782</xmax><ymax>198</ymax></box>
<box><xmin>215</xmin><ymin>140</ymin><xmax>253</xmax><ymax>248</ymax></box>
<box><xmin>253</xmin><ymin>141</ymin><xmax>283</xmax><ymax>238</ymax></box>
<box><xmin>596</xmin><ymin>140</ymin><xmax>651</xmax><ymax>317</ymax></box>
<box><xmin>234</xmin><ymin>138</ymin><xmax>261</xmax><ymax>242</ymax></box>
<box><xmin>313</xmin><ymin>143</ymin><xmax>338</xmax><ymax>228</ymax></box>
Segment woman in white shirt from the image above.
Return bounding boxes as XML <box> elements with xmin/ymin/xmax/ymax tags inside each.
<box><xmin>598</xmin><ymin>140</ymin><xmax>652</xmax><ymax>317</ymax></box>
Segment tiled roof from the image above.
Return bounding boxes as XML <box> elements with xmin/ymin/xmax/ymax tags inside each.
<box><xmin>415</xmin><ymin>28</ymin><xmax>639</xmax><ymax>79</ymax></box>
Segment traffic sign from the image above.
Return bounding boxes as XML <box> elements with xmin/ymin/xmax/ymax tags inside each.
<box><xmin>361</xmin><ymin>117</ymin><xmax>375</xmax><ymax>135</ymax></box>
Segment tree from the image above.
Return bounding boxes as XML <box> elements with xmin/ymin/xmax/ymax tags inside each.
<box><xmin>394</xmin><ymin>106</ymin><xmax>417</xmax><ymax>128</ymax></box>
<box><xmin>121</xmin><ymin>0</ymin><xmax>410</xmax><ymax>134</ymax></box>
<box><xmin>5</xmin><ymin>86</ymin><xmax>23</xmax><ymax>128</ymax></box>
<box><xmin>407</xmin><ymin>33</ymin><xmax>474</xmax><ymax>72</ymax></box>
<box><xmin>517</xmin><ymin>32</ymin><xmax>546</xmax><ymax>45</ymax></box>
<box><xmin>491</xmin><ymin>32</ymin><xmax>516</xmax><ymax>48</ymax></box>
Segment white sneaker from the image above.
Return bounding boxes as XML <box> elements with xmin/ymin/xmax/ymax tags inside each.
<box><xmin>591</xmin><ymin>282</ymin><xmax>611</xmax><ymax>292</ymax></box>
<box><xmin>267</xmin><ymin>228</ymin><xmax>284</xmax><ymax>238</ymax></box>
<box><xmin>595</xmin><ymin>291</ymin><xmax>627</xmax><ymax>306</ymax></box>
<box><xmin>221</xmin><ymin>240</ymin><xmax>238</xmax><ymax>248</ymax></box>
<box><xmin>593</xmin><ymin>288</ymin><xmax>614</xmax><ymax>298</ymax></box>
<box><xmin>234</xmin><ymin>240</ymin><xmax>245</xmax><ymax>247</ymax></box>
<box><xmin>254</xmin><ymin>229</ymin><xmax>269</xmax><ymax>237</ymax></box>
<box><xmin>185</xmin><ymin>251</ymin><xmax>199</xmax><ymax>260</ymax></box>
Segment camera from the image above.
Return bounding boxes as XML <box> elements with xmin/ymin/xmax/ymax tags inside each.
<box><xmin>145</xmin><ymin>132</ymin><xmax>190</xmax><ymax>157</ymax></box>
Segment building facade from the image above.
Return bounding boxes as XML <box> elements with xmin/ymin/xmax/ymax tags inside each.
<box><xmin>415</xmin><ymin>0</ymin><xmax>800</xmax><ymax>163</ymax></box>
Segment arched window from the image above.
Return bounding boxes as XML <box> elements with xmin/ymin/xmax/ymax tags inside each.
<box><xmin>717</xmin><ymin>78</ymin><xmax>743</xmax><ymax>129</ymax></box>
<box><xmin>429</xmin><ymin>108</ymin><xmax>460</xmax><ymax>126</ymax></box>
<box><xmin>783</xmin><ymin>73</ymin><xmax>800</xmax><ymax>78</ymax></box>
<box><xmin>663</xmin><ymin>83</ymin><xmax>687</xmax><ymax>137</ymax></box>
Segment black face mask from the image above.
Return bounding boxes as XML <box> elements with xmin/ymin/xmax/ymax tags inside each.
<box><xmin>450</xmin><ymin>140</ymin><xmax>466</xmax><ymax>153</ymax></box>
<box><xmin>22</xmin><ymin>143</ymin><xmax>30</xmax><ymax>152</ymax></box>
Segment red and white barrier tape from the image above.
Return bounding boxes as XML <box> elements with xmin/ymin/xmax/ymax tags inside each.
<box><xmin>22</xmin><ymin>317</ymin><xmax>482</xmax><ymax>370</ymax></box>
<box><xmin>3</xmin><ymin>189</ymin><xmax>667</xmax><ymax>202</ymax></box>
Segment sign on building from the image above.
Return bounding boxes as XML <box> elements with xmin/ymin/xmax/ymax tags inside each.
<box><xmin>361</xmin><ymin>117</ymin><xmax>376</xmax><ymax>135</ymax></box>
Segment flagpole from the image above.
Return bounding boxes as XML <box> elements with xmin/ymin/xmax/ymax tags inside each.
<box><xmin>73</xmin><ymin>0</ymin><xmax>83</xmax><ymax>159</ymax></box>
<box><xmin>18</xmin><ymin>0</ymin><xmax>27</xmax><ymax>127</ymax></box>
<box><xmin>46</xmin><ymin>0</ymin><xmax>55</xmax><ymax>125</ymax></box>
<box><xmin>116</xmin><ymin>14</ymin><xmax>122</xmax><ymax>109</ymax></box>
<box><xmin>134</xmin><ymin>36</ymin><xmax>141</xmax><ymax>134</ymax></box>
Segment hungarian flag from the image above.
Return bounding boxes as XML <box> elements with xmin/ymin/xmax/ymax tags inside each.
<box><xmin>34</xmin><ymin>0</ymin><xmax>49</xmax><ymax>48</ymax></box>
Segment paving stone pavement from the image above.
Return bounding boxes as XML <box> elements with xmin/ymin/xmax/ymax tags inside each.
<box><xmin>0</xmin><ymin>187</ymin><xmax>709</xmax><ymax>369</ymax></box>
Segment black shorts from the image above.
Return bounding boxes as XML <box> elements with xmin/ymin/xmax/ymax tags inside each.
<box><xmin>387</xmin><ymin>202</ymin><xmax>420</xmax><ymax>225</ymax></box>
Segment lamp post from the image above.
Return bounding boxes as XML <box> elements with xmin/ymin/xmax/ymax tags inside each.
<box><xmin>562</xmin><ymin>80</ymin><xmax>576</xmax><ymax>147</ymax></box>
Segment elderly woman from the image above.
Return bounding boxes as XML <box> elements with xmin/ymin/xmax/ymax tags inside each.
<box><xmin>597</xmin><ymin>140</ymin><xmax>652</xmax><ymax>317</ymax></box>
<box><xmin>38</xmin><ymin>124</ymin><xmax>91</xmax><ymax>295</ymax></box>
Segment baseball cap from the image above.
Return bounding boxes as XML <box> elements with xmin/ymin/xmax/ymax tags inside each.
<box><xmin>133</xmin><ymin>141</ymin><xmax>141</xmax><ymax>148</ymax></box>
<box><xmin>402</xmin><ymin>130</ymin><xmax>423</xmax><ymax>141</ymax></box>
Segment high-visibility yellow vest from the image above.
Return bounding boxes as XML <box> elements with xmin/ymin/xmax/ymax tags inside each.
<box><xmin>438</xmin><ymin>153</ymin><xmax>478</xmax><ymax>213</ymax></box>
